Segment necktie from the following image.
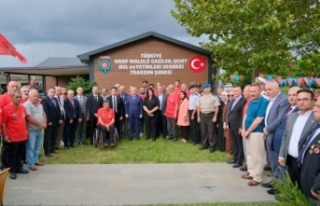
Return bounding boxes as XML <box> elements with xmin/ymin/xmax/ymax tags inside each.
<box><xmin>113</xmin><ymin>96</ymin><xmax>117</xmax><ymax>112</ymax></box>
<box><xmin>132</xmin><ymin>95</ymin><xmax>135</xmax><ymax>101</ymax></box>
<box><xmin>286</xmin><ymin>107</ymin><xmax>292</xmax><ymax>116</ymax></box>
<box><xmin>95</xmin><ymin>95</ymin><xmax>98</xmax><ymax>102</ymax></box>
<box><xmin>231</xmin><ymin>98</ymin><xmax>238</xmax><ymax>110</ymax></box>
<box><xmin>71</xmin><ymin>99</ymin><xmax>75</xmax><ymax>108</ymax></box>
<box><xmin>298</xmin><ymin>124</ymin><xmax>320</xmax><ymax>164</ymax></box>
<box><xmin>79</xmin><ymin>96</ymin><xmax>83</xmax><ymax>104</ymax></box>
<box><xmin>51</xmin><ymin>98</ymin><xmax>57</xmax><ymax>107</ymax></box>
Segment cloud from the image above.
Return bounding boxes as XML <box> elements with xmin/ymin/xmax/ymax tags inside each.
<box><xmin>0</xmin><ymin>0</ymin><xmax>208</xmax><ymax>67</ymax></box>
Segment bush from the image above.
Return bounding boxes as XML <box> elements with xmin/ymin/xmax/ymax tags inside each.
<box><xmin>66</xmin><ymin>76</ymin><xmax>97</xmax><ymax>96</ymax></box>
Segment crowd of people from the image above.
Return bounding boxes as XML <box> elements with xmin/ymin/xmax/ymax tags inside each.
<box><xmin>0</xmin><ymin>78</ymin><xmax>319</xmax><ymax>204</ymax></box>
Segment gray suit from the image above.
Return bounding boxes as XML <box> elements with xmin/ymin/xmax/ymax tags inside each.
<box><xmin>74</xmin><ymin>95</ymin><xmax>88</xmax><ymax>144</ymax></box>
<box><xmin>279</xmin><ymin>111</ymin><xmax>316</xmax><ymax>183</ymax></box>
<box><xmin>265</xmin><ymin>92</ymin><xmax>290</xmax><ymax>178</ymax></box>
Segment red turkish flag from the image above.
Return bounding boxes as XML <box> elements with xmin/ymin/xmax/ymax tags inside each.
<box><xmin>189</xmin><ymin>55</ymin><xmax>206</xmax><ymax>73</ymax></box>
<box><xmin>0</xmin><ymin>34</ymin><xmax>27</xmax><ymax>63</ymax></box>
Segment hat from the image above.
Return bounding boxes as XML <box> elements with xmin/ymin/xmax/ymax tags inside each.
<box><xmin>255</xmin><ymin>77</ymin><xmax>267</xmax><ymax>84</ymax></box>
<box><xmin>203</xmin><ymin>83</ymin><xmax>211</xmax><ymax>89</ymax></box>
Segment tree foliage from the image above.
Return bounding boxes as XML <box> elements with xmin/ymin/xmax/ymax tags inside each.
<box><xmin>171</xmin><ymin>0</ymin><xmax>320</xmax><ymax>80</ymax></box>
<box><xmin>66</xmin><ymin>76</ymin><xmax>97</xmax><ymax>96</ymax></box>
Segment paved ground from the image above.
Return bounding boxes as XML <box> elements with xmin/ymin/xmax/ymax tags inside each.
<box><xmin>4</xmin><ymin>163</ymin><xmax>275</xmax><ymax>206</ymax></box>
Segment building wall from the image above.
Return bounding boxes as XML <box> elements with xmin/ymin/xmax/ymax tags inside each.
<box><xmin>44</xmin><ymin>76</ymin><xmax>57</xmax><ymax>91</ymax></box>
<box><xmin>92</xmin><ymin>37</ymin><xmax>210</xmax><ymax>90</ymax></box>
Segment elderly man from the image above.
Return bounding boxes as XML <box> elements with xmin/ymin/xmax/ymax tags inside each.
<box><xmin>42</xmin><ymin>87</ymin><xmax>62</xmax><ymax>157</ymax></box>
<box><xmin>164</xmin><ymin>84</ymin><xmax>179</xmax><ymax>141</ymax></box>
<box><xmin>0</xmin><ymin>81</ymin><xmax>19</xmax><ymax>169</ymax></box>
<box><xmin>2</xmin><ymin>90</ymin><xmax>29</xmax><ymax>179</ymax></box>
<box><xmin>20</xmin><ymin>86</ymin><xmax>30</xmax><ymax>104</ymax></box>
<box><xmin>261</xmin><ymin>81</ymin><xmax>290</xmax><ymax>189</ymax></box>
<box><xmin>298</xmin><ymin>97</ymin><xmax>320</xmax><ymax>205</ymax></box>
<box><xmin>54</xmin><ymin>86</ymin><xmax>65</xmax><ymax>150</ymax></box>
<box><xmin>24</xmin><ymin>89</ymin><xmax>46</xmax><ymax>171</ymax></box>
<box><xmin>197</xmin><ymin>83</ymin><xmax>220</xmax><ymax>153</ymax></box>
<box><xmin>241</xmin><ymin>84</ymin><xmax>268</xmax><ymax>186</ymax></box>
<box><xmin>74</xmin><ymin>87</ymin><xmax>88</xmax><ymax>145</ymax></box>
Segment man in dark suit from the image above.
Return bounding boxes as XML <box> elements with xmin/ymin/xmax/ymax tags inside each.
<box><xmin>279</xmin><ymin>89</ymin><xmax>317</xmax><ymax>186</ymax></box>
<box><xmin>64</xmin><ymin>90</ymin><xmax>82</xmax><ymax>148</ymax></box>
<box><xmin>264</xmin><ymin>86</ymin><xmax>300</xmax><ymax>195</ymax></box>
<box><xmin>226</xmin><ymin>86</ymin><xmax>247</xmax><ymax>168</ymax></box>
<box><xmin>42</xmin><ymin>87</ymin><xmax>62</xmax><ymax>157</ymax></box>
<box><xmin>261</xmin><ymin>81</ymin><xmax>290</xmax><ymax>189</ymax></box>
<box><xmin>126</xmin><ymin>87</ymin><xmax>143</xmax><ymax>140</ymax></box>
<box><xmin>86</xmin><ymin>86</ymin><xmax>103</xmax><ymax>144</ymax></box>
<box><xmin>74</xmin><ymin>87</ymin><xmax>88</xmax><ymax>145</ymax></box>
<box><xmin>298</xmin><ymin>97</ymin><xmax>320</xmax><ymax>205</ymax></box>
<box><xmin>107</xmin><ymin>87</ymin><xmax>124</xmax><ymax>136</ymax></box>
<box><xmin>117</xmin><ymin>85</ymin><xmax>129</xmax><ymax>139</ymax></box>
<box><xmin>156</xmin><ymin>85</ymin><xmax>168</xmax><ymax>138</ymax></box>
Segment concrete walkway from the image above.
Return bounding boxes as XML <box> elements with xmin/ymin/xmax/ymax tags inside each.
<box><xmin>4</xmin><ymin>163</ymin><xmax>275</xmax><ymax>205</ymax></box>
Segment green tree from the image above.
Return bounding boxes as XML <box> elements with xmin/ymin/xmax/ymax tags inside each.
<box><xmin>66</xmin><ymin>76</ymin><xmax>97</xmax><ymax>96</ymax></box>
<box><xmin>171</xmin><ymin>0</ymin><xmax>320</xmax><ymax>81</ymax></box>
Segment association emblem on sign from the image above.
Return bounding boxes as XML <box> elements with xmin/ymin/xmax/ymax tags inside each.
<box><xmin>98</xmin><ymin>56</ymin><xmax>112</xmax><ymax>74</ymax></box>
<box><xmin>189</xmin><ymin>55</ymin><xmax>206</xmax><ymax>73</ymax></box>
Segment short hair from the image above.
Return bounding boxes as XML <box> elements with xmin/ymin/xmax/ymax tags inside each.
<box><xmin>103</xmin><ymin>100</ymin><xmax>110</xmax><ymax>104</ymax></box>
<box><xmin>250</xmin><ymin>83</ymin><xmax>261</xmax><ymax>90</ymax></box>
<box><xmin>142</xmin><ymin>80</ymin><xmax>148</xmax><ymax>84</ymax></box>
<box><xmin>10</xmin><ymin>90</ymin><xmax>22</xmax><ymax>97</ymax></box>
<box><xmin>47</xmin><ymin>87</ymin><xmax>56</xmax><ymax>92</ymax></box>
<box><xmin>297</xmin><ymin>89</ymin><xmax>315</xmax><ymax>100</ymax></box>
<box><xmin>111</xmin><ymin>86</ymin><xmax>117</xmax><ymax>91</ymax></box>
<box><xmin>20</xmin><ymin>85</ymin><xmax>30</xmax><ymax>91</ymax></box>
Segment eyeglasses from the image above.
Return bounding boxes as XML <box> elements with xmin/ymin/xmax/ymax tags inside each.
<box><xmin>297</xmin><ymin>98</ymin><xmax>312</xmax><ymax>102</ymax></box>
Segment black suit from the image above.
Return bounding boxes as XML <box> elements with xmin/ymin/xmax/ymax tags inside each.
<box><xmin>42</xmin><ymin>96</ymin><xmax>62</xmax><ymax>155</ymax></box>
<box><xmin>227</xmin><ymin>96</ymin><xmax>246</xmax><ymax>165</ymax></box>
<box><xmin>64</xmin><ymin>98</ymin><xmax>81</xmax><ymax>148</ymax></box>
<box><xmin>107</xmin><ymin>95</ymin><xmax>124</xmax><ymax>135</ymax></box>
<box><xmin>118</xmin><ymin>93</ymin><xmax>129</xmax><ymax>138</ymax></box>
<box><xmin>156</xmin><ymin>93</ymin><xmax>168</xmax><ymax>138</ymax></box>
<box><xmin>86</xmin><ymin>94</ymin><xmax>103</xmax><ymax>143</ymax></box>
<box><xmin>299</xmin><ymin>124</ymin><xmax>320</xmax><ymax>201</ymax></box>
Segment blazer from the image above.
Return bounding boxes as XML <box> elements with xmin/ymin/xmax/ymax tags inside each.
<box><xmin>279</xmin><ymin>111</ymin><xmax>317</xmax><ymax>160</ymax></box>
<box><xmin>177</xmin><ymin>98</ymin><xmax>190</xmax><ymax>126</ymax></box>
<box><xmin>117</xmin><ymin>92</ymin><xmax>129</xmax><ymax>114</ymax></box>
<box><xmin>55</xmin><ymin>95</ymin><xmax>65</xmax><ymax>120</ymax></box>
<box><xmin>107</xmin><ymin>95</ymin><xmax>124</xmax><ymax>117</ymax></box>
<box><xmin>64</xmin><ymin>98</ymin><xmax>81</xmax><ymax>122</ymax></box>
<box><xmin>299</xmin><ymin>125</ymin><xmax>320</xmax><ymax>198</ymax></box>
<box><xmin>86</xmin><ymin>94</ymin><xmax>103</xmax><ymax>117</ymax></box>
<box><xmin>227</xmin><ymin>96</ymin><xmax>246</xmax><ymax>131</ymax></box>
<box><xmin>272</xmin><ymin>107</ymin><xmax>299</xmax><ymax>154</ymax></box>
<box><xmin>156</xmin><ymin>93</ymin><xmax>168</xmax><ymax>115</ymax></box>
<box><xmin>265</xmin><ymin>93</ymin><xmax>290</xmax><ymax>136</ymax></box>
<box><xmin>74</xmin><ymin>95</ymin><xmax>88</xmax><ymax>119</ymax></box>
<box><xmin>42</xmin><ymin>95</ymin><xmax>61</xmax><ymax>127</ymax></box>
<box><xmin>126</xmin><ymin>95</ymin><xmax>143</xmax><ymax>118</ymax></box>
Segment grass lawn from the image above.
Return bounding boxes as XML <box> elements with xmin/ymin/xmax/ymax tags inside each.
<box><xmin>43</xmin><ymin>137</ymin><xmax>229</xmax><ymax>164</ymax></box>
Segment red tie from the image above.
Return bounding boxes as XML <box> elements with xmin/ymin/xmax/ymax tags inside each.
<box><xmin>71</xmin><ymin>99</ymin><xmax>75</xmax><ymax>109</ymax></box>
<box><xmin>286</xmin><ymin>107</ymin><xmax>292</xmax><ymax>116</ymax></box>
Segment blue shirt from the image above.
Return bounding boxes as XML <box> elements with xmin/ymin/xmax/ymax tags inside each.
<box><xmin>245</xmin><ymin>96</ymin><xmax>268</xmax><ymax>132</ymax></box>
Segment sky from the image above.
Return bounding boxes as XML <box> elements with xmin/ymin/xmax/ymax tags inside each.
<box><xmin>0</xmin><ymin>0</ymin><xmax>208</xmax><ymax>67</ymax></box>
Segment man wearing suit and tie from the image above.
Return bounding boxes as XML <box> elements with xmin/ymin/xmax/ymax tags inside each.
<box><xmin>117</xmin><ymin>85</ymin><xmax>129</xmax><ymax>139</ymax></box>
<box><xmin>261</xmin><ymin>81</ymin><xmax>290</xmax><ymax>188</ymax></box>
<box><xmin>226</xmin><ymin>86</ymin><xmax>247</xmax><ymax>168</ymax></box>
<box><xmin>299</xmin><ymin>96</ymin><xmax>320</xmax><ymax>205</ymax></box>
<box><xmin>54</xmin><ymin>86</ymin><xmax>65</xmax><ymax>150</ymax></box>
<box><xmin>42</xmin><ymin>87</ymin><xmax>62</xmax><ymax>157</ymax></box>
<box><xmin>74</xmin><ymin>87</ymin><xmax>88</xmax><ymax>145</ymax></box>
<box><xmin>279</xmin><ymin>89</ymin><xmax>317</xmax><ymax>186</ymax></box>
<box><xmin>107</xmin><ymin>87</ymin><xmax>124</xmax><ymax>136</ymax></box>
<box><xmin>264</xmin><ymin>87</ymin><xmax>300</xmax><ymax>195</ymax></box>
<box><xmin>86</xmin><ymin>86</ymin><xmax>103</xmax><ymax>144</ymax></box>
<box><xmin>126</xmin><ymin>87</ymin><xmax>143</xmax><ymax>140</ymax></box>
<box><xmin>64</xmin><ymin>90</ymin><xmax>82</xmax><ymax>148</ymax></box>
<box><xmin>156</xmin><ymin>85</ymin><xmax>168</xmax><ymax>138</ymax></box>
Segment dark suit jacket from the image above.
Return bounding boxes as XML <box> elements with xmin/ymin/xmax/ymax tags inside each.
<box><xmin>107</xmin><ymin>95</ymin><xmax>124</xmax><ymax>117</ymax></box>
<box><xmin>272</xmin><ymin>107</ymin><xmax>299</xmax><ymax>154</ymax></box>
<box><xmin>64</xmin><ymin>98</ymin><xmax>81</xmax><ymax>122</ymax></box>
<box><xmin>117</xmin><ymin>93</ymin><xmax>129</xmax><ymax>115</ymax></box>
<box><xmin>156</xmin><ymin>93</ymin><xmax>168</xmax><ymax>115</ymax></box>
<box><xmin>42</xmin><ymin>95</ymin><xmax>61</xmax><ymax>127</ymax></box>
<box><xmin>86</xmin><ymin>94</ymin><xmax>103</xmax><ymax>117</ymax></box>
<box><xmin>126</xmin><ymin>95</ymin><xmax>143</xmax><ymax>118</ymax></box>
<box><xmin>299</xmin><ymin>126</ymin><xmax>320</xmax><ymax>199</ymax></box>
<box><xmin>227</xmin><ymin>96</ymin><xmax>246</xmax><ymax>131</ymax></box>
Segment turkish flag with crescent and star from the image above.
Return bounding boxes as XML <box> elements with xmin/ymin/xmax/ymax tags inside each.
<box><xmin>188</xmin><ymin>55</ymin><xmax>206</xmax><ymax>73</ymax></box>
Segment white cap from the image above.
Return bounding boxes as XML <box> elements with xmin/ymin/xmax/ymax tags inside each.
<box><xmin>255</xmin><ymin>77</ymin><xmax>267</xmax><ymax>84</ymax></box>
